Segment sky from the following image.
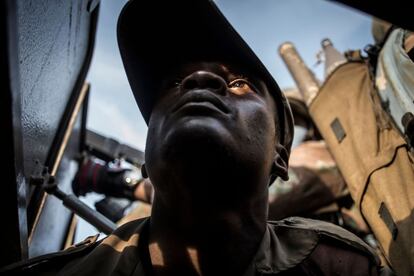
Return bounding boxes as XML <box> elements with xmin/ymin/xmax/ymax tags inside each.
<box><xmin>86</xmin><ymin>0</ymin><xmax>374</xmax><ymax>152</ymax></box>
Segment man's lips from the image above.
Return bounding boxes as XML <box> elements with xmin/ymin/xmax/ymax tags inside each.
<box><xmin>172</xmin><ymin>91</ymin><xmax>230</xmax><ymax>115</ymax></box>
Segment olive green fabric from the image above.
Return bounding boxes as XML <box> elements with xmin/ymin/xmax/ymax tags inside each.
<box><xmin>1</xmin><ymin>217</ymin><xmax>379</xmax><ymax>275</ymax></box>
<box><xmin>309</xmin><ymin>61</ymin><xmax>414</xmax><ymax>275</ymax></box>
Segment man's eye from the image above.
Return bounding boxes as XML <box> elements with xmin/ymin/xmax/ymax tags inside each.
<box><xmin>228</xmin><ymin>79</ymin><xmax>256</xmax><ymax>95</ymax></box>
<box><xmin>231</xmin><ymin>81</ymin><xmax>246</xmax><ymax>88</ymax></box>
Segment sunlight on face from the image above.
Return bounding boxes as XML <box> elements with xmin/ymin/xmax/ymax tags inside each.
<box><xmin>149</xmin><ymin>242</ymin><xmax>165</xmax><ymax>266</ymax></box>
<box><xmin>148</xmin><ymin>242</ymin><xmax>201</xmax><ymax>274</ymax></box>
<box><xmin>228</xmin><ymin>79</ymin><xmax>258</xmax><ymax>95</ymax></box>
<box><xmin>187</xmin><ymin>247</ymin><xmax>201</xmax><ymax>274</ymax></box>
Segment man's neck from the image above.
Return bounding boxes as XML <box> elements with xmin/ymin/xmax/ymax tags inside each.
<box><xmin>148</xmin><ymin>200</ymin><xmax>267</xmax><ymax>276</ymax></box>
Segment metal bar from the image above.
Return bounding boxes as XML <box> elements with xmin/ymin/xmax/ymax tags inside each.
<box><xmin>279</xmin><ymin>42</ymin><xmax>320</xmax><ymax>106</ymax></box>
<box><xmin>53</xmin><ymin>83</ymin><xmax>89</xmax><ymax>176</ymax></box>
<box><xmin>87</xmin><ymin>0</ymin><xmax>100</xmax><ymax>13</ymax></box>
<box><xmin>53</xmin><ymin>188</ymin><xmax>116</xmax><ymax>235</ymax></box>
<box><xmin>79</xmin><ymin>86</ymin><xmax>90</xmax><ymax>153</ymax></box>
<box><xmin>63</xmin><ymin>214</ymin><xmax>78</xmax><ymax>249</ymax></box>
<box><xmin>86</xmin><ymin>129</ymin><xmax>145</xmax><ymax>166</ymax></box>
<box><xmin>28</xmin><ymin>84</ymin><xmax>90</xmax><ymax>244</ymax></box>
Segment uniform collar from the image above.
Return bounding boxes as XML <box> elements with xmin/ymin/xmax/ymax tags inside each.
<box><xmin>134</xmin><ymin>218</ymin><xmax>320</xmax><ymax>275</ymax></box>
<box><xmin>244</xmin><ymin>222</ymin><xmax>319</xmax><ymax>275</ymax></box>
<box><xmin>74</xmin><ymin>218</ymin><xmax>320</xmax><ymax>276</ymax></box>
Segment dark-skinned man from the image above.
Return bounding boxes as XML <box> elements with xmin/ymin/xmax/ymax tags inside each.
<box><xmin>1</xmin><ymin>0</ymin><xmax>381</xmax><ymax>275</ymax></box>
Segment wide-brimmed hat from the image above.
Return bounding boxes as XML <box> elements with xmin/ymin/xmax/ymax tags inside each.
<box><xmin>117</xmin><ymin>0</ymin><xmax>294</xmax><ymax>154</ymax></box>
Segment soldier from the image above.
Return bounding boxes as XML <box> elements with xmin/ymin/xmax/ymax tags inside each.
<box><xmin>2</xmin><ymin>0</ymin><xmax>381</xmax><ymax>275</ymax></box>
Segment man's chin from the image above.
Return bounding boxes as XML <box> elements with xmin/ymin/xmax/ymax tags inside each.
<box><xmin>162</xmin><ymin>116</ymin><xmax>234</xmax><ymax>160</ymax></box>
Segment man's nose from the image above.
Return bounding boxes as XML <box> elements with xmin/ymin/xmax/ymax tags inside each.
<box><xmin>181</xmin><ymin>71</ymin><xmax>227</xmax><ymax>95</ymax></box>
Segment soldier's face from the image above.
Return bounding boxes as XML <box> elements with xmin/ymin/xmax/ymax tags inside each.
<box><xmin>145</xmin><ymin>62</ymin><xmax>278</xmax><ymax>200</ymax></box>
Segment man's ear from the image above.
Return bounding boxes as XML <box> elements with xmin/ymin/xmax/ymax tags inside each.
<box><xmin>141</xmin><ymin>163</ymin><xmax>148</xmax><ymax>178</ymax></box>
<box><xmin>271</xmin><ymin>144</ymin><xmax>289</xmax><ymax>181</ymax></box>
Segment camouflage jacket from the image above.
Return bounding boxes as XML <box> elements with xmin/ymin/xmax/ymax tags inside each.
<box><xmin>0</xmin><ymin>217</ymin><xmax>381</xmax><ymax>275</ymax></box>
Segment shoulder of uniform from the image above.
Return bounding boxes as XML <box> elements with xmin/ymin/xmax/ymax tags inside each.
<box><xmin>0</xmin><ymin>234</ymin><xmax>101</xmax><ymax>275</ymax></box>
<box><xmin>0</xmin><ymin>217</ymin><xmax>150</xmax><ymax>275</ymax></box>
<box><xmin>269</xmin><ymin>217</ymin><xmax>380</xmax><ymax>265</ymax></box>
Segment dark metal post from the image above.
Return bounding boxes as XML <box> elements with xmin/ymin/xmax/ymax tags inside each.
<box><xmin>53</xmin><ymin>189</ymin><xmax>117</xmax><ymax>235</ymax></box>
<box><xmin>0</xmin><ymin>0</ymin><xmax>28</xmax><ymax>266</ymax></box>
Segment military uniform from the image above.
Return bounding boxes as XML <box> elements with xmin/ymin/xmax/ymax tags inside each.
<box><xmin>1</xmin><ymin>217</ymin><xmax>380</xmax><ymax>275</ymax></box>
